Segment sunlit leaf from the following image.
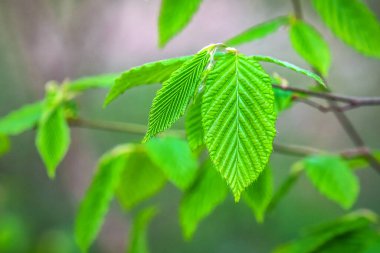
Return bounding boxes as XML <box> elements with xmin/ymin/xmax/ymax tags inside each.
<box><xmin>68</xmin><ymin>74</ymin><xmax>120</xmax><ymax>92</ymax></box>
<box><xmin>185</xmin><ymin>94</ymin><xmax>204</xmax><ymax>153</ymax></box>
<box><xmin>0</xmin><ymin>135</ymin><xmax>10</xmax><ymax>157</ymax></box>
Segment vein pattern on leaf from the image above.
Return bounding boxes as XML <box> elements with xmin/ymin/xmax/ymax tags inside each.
<box><xmin>144</xmin><ymin>50</ymin><xmax>210</xmax><ymax>141</ymax></box>
<box><xmin>202</xmin><ymin>52</ymin><xmax>276</xmax><ymax>201</ymax></box>
<box><xmin>104</xmin><ymin>56</ymin><xmax>191</xmax><ymax>106</ymax></box>
<box><xmin>185</xmin><ymin>94</ymin><xmax>204</xmax><ymax>153</ymax></box>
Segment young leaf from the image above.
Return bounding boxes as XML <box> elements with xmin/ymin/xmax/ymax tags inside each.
<box><xmin>145</xmin><ymin>137</ymin><xmax>198</xmax><ymax>190</ymax></box>
<box><xmin>144</xmin><ymin>49</ymin><xmax>211</xmax><ymax>142</ymax></box>
<box><xmin>185</xmin><ymin>94</ymin><xmax>204</xmax><ymax>153</ymax></box>
<box><xmin>127</xmin><ymin>207</ymin><xmax>157</xmax><ymax>253</ymax></box>
<box><xmin>0</xmin><ymin>134</ymin><xmax>10</xmax><ymax>157</ymax></box>
<box><xmin>312</xmin><ymin>0</ymin><xmax>380</xmax><ymax>58</ymax></box>
<box><xmin>68</xmin><ymin>74</ymin><xmax>120</xmax><ymax>92</ymax></box>
<box><xmin>251</xmin><ymin>55</ymin><xmax>326</xmax><ymax>87</ymax></box>
<box><xmin>303</xmin><ymin>155</ymin><xmax>359</xmax><ymax>209</ymax></box>
<box><xmin>158</xmin><ymin>0</ymin><xmax>202</xmax><ymax>48</ymax></box>
<box><xmin>202</xmin><ymin>51</ymin><xmax>276</xmax><ymax>201</ymax></box>
<box><xmin>289</xmin><ymin>20</ymin><xmax>331</xmax><ymax>76</ymax></box>
<box><xmin>116</xmin><ymin>148</ymin><xmax>166</xmax><ymax>210</ymax></box>
<box><xmin>36</xmin><ymin>105</ymin><xmax>70</xmax><ymax>178</ymax></box>
<box><xmin>243</xmin><ymin>167</ymin><xmax>273</xmax><ymax>223</ymax></box>
<box><xmin>225</xmin><ymin>16</ymin><xmax>290</xmax><ymax>47</ymax></box>
<box><xmin>0</xmin><ymin>101</ymin><xmax>43</xmax><ymax>136</ymax></box>
<box><xmin>180</xmin><ymin>160</ymin><xmax>228</xmax><ymax>240</ymax></box>
<box><xmin>104</xmin><ymin>56</ymin><xmax>192</xmax><ymax>106</ymax></box>
<box><xmin>75</xmin><ymin>146</ymin><xmax>130</xmax><ymax>252</ymax></box>
<box><xmin>274</xmin><ymin>89</ymin><xmax>294</xmax><ymax>113</ymax></box>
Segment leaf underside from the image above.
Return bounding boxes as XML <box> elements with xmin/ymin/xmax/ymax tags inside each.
<box><xmin>202</xmin><ymin>52</ymin><xmax>276</xmax><ymax>201</ymax></box>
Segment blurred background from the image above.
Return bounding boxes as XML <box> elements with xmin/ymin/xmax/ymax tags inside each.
<box><xmin>0</xmin><ymin>0</ymin><xmax>380</xmax><ymax>252</ymax></box>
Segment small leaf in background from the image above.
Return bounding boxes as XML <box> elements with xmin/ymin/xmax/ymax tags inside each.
<box><xmin>289</xmin><ymin>20</ymin><xmax>331</xmax><ymax>76</ymax></box>
<box><xmin>144</xmin><ymin>48</ymin><xmax>211</xmax><ymax>142</ymax></box>
<box><xmin>313</xmin><ymin>0</ymin><xmax>380</xmax><ymax>58</ymax></box>
<box><xmin>145</xmin><ymin>137</ymin><xmax>198</xmax><ymax>190</ymax></box>
<box><xmin>0</xmin><ymin>135</ymin><xmax>10</xmax><ymax>157</ymax></box>
<box><xmin>202</xmin><ymin>51</ymin><xmax>276</xmax><ymax>201</ymax></box>
<box><xmin>68</xmin><ymin>74</ymin><xmax>120</xmax><ymax>92</ymax></box>
<box><xmin>116</xmin><ymin>148</ymin><xmax>166</xmax><ymax>210</ymax></box>
<box><xmin>127</xmin><ymin>207</ymin><xmax>157</xmax><ymax>253</ymax></box>
<box><xmin>180</xmin><ymin>160</ymin><xmax>227</xmax><ymax>240</ymax></box>
<box><xmin>303</xmin><ymin>155</ymin><xmax>359</xmax><ymax>209</ymax></box>
<box><xmin>274</xmin><ymin>89</ymin><xmax>294</xmax><ymax>113</ymax></box>
<box><xmin>346</xmin><ymin>151</ymin><xmax>380</xmax><ymax>170</ymax></box>
<box><xmin>274</xmin><ymin>210</ymin><xmax>378</xmax><ymax>253</ymax></box>
<box><xmin>36</xmin><ymin>105</ymin><xmax>70</xmax><ymax>178</ymax></box>
<box><xmin>252</xmin><ymin>55</ymin><xmax>326</xmax><ymax>87</ymax></box>
<box><xmin>0</xmin><ymin>101</ymin><xmax>43</xmax><ymax>136</ymax></box>
<box><xmin>243</xmin><ymin>167</ymin><xmax>273</xmax><ymax>223</ymax></box>
<box><xmin>185</xmin><ymin>95</ymin><xmax>204</xmax><ymax>154</ymax></box>
<box><xmin>158</xmin><ymin>0</ymin><xmax>202</xmax><ymax>48</ymax></box>
<box><xmin>75</xmin><ymin>146</ymin><xmax>130</xmax><ymax>253</ymax></box>
<box><xmin>225</xmin><ymin>16</ymin><xmax>290</xmax><ymax>46</ymax></box>
<box><xmin>104</xmin><ymin>56</ymin><xmax>192</xmax><ymax>106</ymax></box>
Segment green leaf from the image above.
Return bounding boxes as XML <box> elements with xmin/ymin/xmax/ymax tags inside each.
<box><xmin>158</xmin><ymin>0</ymin><xmax>202</xmax><ymax>48</ymax></box>
<box><xmin>225</xmin><ymin>16</ymin><xmax>290</xmax><ymax>46</ymax></box>
<box><xmin>346</xmin><ymin>151</ymin><xmax>380</xmax><ymax>170</ymax></box>
<box><xmin>144</xmin><ymin>48</ymin><xmax>211</xmax><ymax>142</ymax></box>
<box><xmin>116</xmin><ymin>148</ymin><xmax>166</xmax><ymax>210</ymax></box>
<box><xmin>243</xmin><ymin>167</ymin><xmax>273</xmax><ymax>223</ymax></box>
<box><xmin>127</xmin><ymin>206</ymin><xmax>157</xmax><ymax>253</ymax></box>
<box><xmin>104</xmin><ymin>56</ymin><xmax>192</xmax><ymax>106</ymax></box>
<box><xmin>145</xmin><ymin>137</ymin><xmax>198</xmax><ymax>190</ymax></box>
<box><xmin>0</xmin><ymin>135</ymin><xmax>10</xmax><ymax>157</ymax></box>
<box><xmin>68</xmin><ymin>74</ymin><xmax>120</xmax><ymax>92</ymax></box>
<box><xmin>75</xmin><ymin>146</ymin><xmax>130</xmax><ymax>252</ymax></box>
<box><xmin>251</xmin><ymin>55</ymin><xmax>326</xmax><ymax>87</ymax></box>
<box><xmin>185</xmin><ymin>94</ymin><xmax>204</xmax><ymax>153</ymax></box>
<box><xmin>289</xmin><ymin>20</ymin><xmax>331</xmax><ymax>76</ymax></box>
<box><xmin>202</xmin><ymin>51</ymin><xmax>276</xmax><ymax>201</ymax></box>
<box><xmin>303</xmin><ymin>155</ymin><xmax>359</xmax><ymax>209</ymax></box>
<box><xmin>0</xmin><ymin>101</ymin><xmax>43</xmax><ymax>136</ymax></box>
<box><xmin>274</xmin><ymin>89</ymin><xmax>294</xmax><ymax>113</ymax></box>
<box><xmin>36</xmin><ymin>104</ymin><xmax>70</xmax><ymax>178</ymax></box>
<box><xmin>312</xmin><ymin>0</ymin><xmax>380</xmax><ymax>58</ymax></box>
<box><xmin>180</xmin><ymin>159</ymin><xmax>227</xmax><ymax>240</ymax></box>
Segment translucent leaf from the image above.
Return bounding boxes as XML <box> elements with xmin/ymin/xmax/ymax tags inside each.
<box><xmin>0</xmin><ymin>135</ymin><xmax>10</xmax><ymax>157</ymax></box>
<box><xmin>104</xmin><ymin>56</ymin><xmax>191</xmax><ymax>106</ymax></box>
<box><xmin>289</xmin><ymin>20</ymin><xmax>331</xmax><ymax>76</ymax></box>
<box><xmin>0</xmin><ymin>101</ymin><xmax>43</xmax><ymax>136</ymax></box>
<box><xmin>274</xmin><ymin>210</ymin><xmax>378</xmax><ymax>253</ymax></box>
<box><xmin>127</xmin><ymin>207</ymin><xmax>157</xmax><ymax>253</ymax></box>
<box><xmin>145</xmin><ymin>137</ymin><xmax>198</xmax><ymax>190</ymax></box>
<box><xmin>243</xmin><ymin>167</ymin><xmax>273</xmax><ymax>223</ymax></box>
<box><xmin>68</xmin><ymin>74</ymin><xmax>120</xmax><ymax>92</ymax></box>
<box><xmin>158</xmin><ymin>0</ymin><xmax>202</xmax><ymax>48</ymax></box>
<box><xmin>251</xmin><ymin>55</ymin><xmax>326</xmax><ymax>86</ymax></box>
<box><xmin>116</xmin><ymin>148</ymin><xmax>166</xmax><ymax>210</ymax></box>
<box><xmin>202</xmin><ymin>52</ymin><xmax>276</xmax><ymax>201</ymax></box>
<box><xmin>36</xmin><ymin>105</ymin><xmax>70</xmax><ymax>178</ymax></box>
<box><xmin>75</xmin><ymin>146</ymin><xmax>130</xmax><ymax>252</ymax></box>
<box><xmin>185</xmin><ymin>94</ymin><xmax>204</xmax><ymax>153</ymax></box>
<box><xmin>313</xmin><ymin>0</ymin><xmax>380</xmax><ymax>58</ymax></box>
<box><xmin>180</xmin><ymin>160</ymin><xmax>227</xmax><ymax>240</ymax></box>
<box><xmin>144</xmin><ymin>49</ymin><xmax>211</xmax><ymax>142</ymax></box>
<box><xmin>303</xmin><ymin>155</ymin><xmax>359</xmax><ymax>209</ymax></box>
<box><xmin>225</xmin><ymin>16</ymin><xmax>290</xmax><ymax>46</ymax></box>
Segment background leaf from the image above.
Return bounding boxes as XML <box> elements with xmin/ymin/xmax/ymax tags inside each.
<box><xmin>75</xmin><ymin>146</ymin><xmax>130</xmax><ymax>252</ymax></box>
<box><xmin>225</xmin><ymin>16</ymin><xmax>289</xmax><ymax>46</ymax></box>
<box><xmin>274</xmin><ymin>89</ymin><xmax>294</xmax><ymax>113</ymax></box>
<box><xmin>158</xmin><ymin>0</ymin><xmax>202</xmax><ymax>47</ymax></box>
<box><xmin>0</xmin><ymin>101</ymin><xmax>43</xmax><ymax>136</ymax></box>
<box><xmin>180</xmin><ymin>160</ymin><xmax>227</xmax><ymax>240</ymax></box>
<box><xmin>289</xmin><ymin>20</ymin><xmax>331</xmax><ymax>76</ymax></box>
<box><xmin>185</xmin><ymin>94</ymin><xmax>204</xmax><ymax>153</ymax></box>
<box><xmin>243</xmin><ymin>167</ymin><xmax>273</xmax><ymax>223</ymax></box>
<box><xmin>144</xmin><ymin>49</ymin><xmax>210</xmax><ymax>142</ymax></box>
<box><xmin>68</xmin><ymin>74</ymin><xmax>119</xmax><ymax>92</ymax></box>
<box><xmin>202</xmin><ymin>52</ymin><xmax>276</xmax><ymax>201</ymax></box>
<box><xmin>0</xmin><ymin>134</ymin><xmax>10</xmax><ymax>157</ymax></box>
<box><xmin>313</xmin><ymin>0</ymin><xmax>380</xmax><ymax>58</ymax></box>
<box><xmin>145</xmin><ymin>137</ymin><xmax>198</xmax><ymax>190</ymax></box>
<box><xmin>127</xmin><ymin>207</ymin><xmax>157</xmax><ymax>253</ymax></box>
<box><xmin>116</xmin><ymin>148</ymin><xmax>166</xmax><ymax>210</ymax></box>
<box><xmin>104</xmin><ymin>56</ymin><xmax>191</xmax><ymax>106</ymax></box>
<box><xmin>303</xmin><ymin>155</ymin><xmax>359</xmax><ymax>209</ymax></box>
